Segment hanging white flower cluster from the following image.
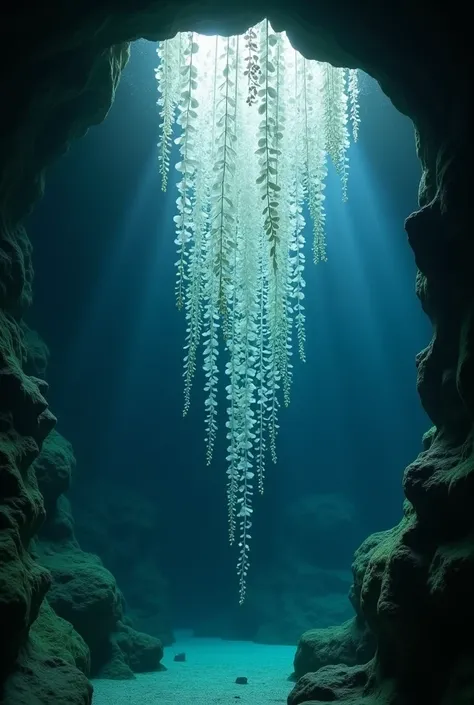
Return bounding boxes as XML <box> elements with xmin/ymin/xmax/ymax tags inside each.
<box><xmin>155</xmin><ymin>20</ymin><xmax>359</xmax><ymax>603</ymax></box>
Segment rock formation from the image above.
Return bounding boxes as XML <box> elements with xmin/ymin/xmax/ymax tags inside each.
<box><xmin>33</xmin><ymin>428</ymin><xmax>165</xmax><ymax>680</ymax></box>
<box><xmin>0</xmin><ymin>327</ymin><xmax>166</xmax><ymax>702</ymax></box>
<box><xmin>0</xmin><ymin>1</ymin><xmax>471</xmax><ymax>704</ymax></box>
<box><xmin>292</xmin><ymin>530</ymin><xmax>383</xmax><ymax>681</ymax></box>
<box><xmin>72</xmin><ymin>480</ymin><xmax>174</xmax><ymax>646</ymax></box>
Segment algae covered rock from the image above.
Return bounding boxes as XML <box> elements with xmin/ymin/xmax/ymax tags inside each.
<box><xmin>293</xmin><ymin>617</ymin><xmax>375</xmax><ymax>680</ymax></box>
<box><xmin>38</xmin><ymin>547</ymin><xmax>123</xmax><ymax>668</ymax></box>
<box><xmin>2</xmin><ymin>600</ymin><xmax>92</xmax><ymax>705</ymax></box>
<box><xmin>97</xmin><ymin>622</ymin><xmax>165</xmax><ymax>679</ymax></box>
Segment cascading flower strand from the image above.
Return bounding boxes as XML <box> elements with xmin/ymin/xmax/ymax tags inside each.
<box><xmin>155</xmin><ymin>20</ymin><xmax>359</xmax><ymax>603</ymax></box>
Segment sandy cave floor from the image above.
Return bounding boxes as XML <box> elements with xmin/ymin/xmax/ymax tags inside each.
<box><xmin>91</xmin><ymin>633</ymin><xmax>296</xmax><ymax>704</ymax></box>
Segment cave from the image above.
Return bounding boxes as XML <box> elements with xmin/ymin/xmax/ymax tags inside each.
<box><xmin>0</xmin><ymin>2</ymin><xmax>471</xmax><ymax>705</ymax></box>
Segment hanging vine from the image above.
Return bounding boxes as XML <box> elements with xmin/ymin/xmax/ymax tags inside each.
<box><xmin>155</xmin><ymin>20</ymin><xmax>360</xmax><ymax>603</ymax></box>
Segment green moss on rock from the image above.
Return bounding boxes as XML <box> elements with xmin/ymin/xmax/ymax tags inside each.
<box><xmin>2</xmin><ymin>600</ymin><xmax>92</xmax><ymax>705</ymax></box>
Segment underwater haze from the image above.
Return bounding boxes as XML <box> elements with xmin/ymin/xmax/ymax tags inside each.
<box><xmin>28</xmin><ymin>36</ymin><xmax>431</xmax><ymax>701</ymax></box>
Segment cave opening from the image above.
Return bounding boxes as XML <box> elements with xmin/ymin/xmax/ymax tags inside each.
<box><xmin>26</xmin><ymin>29</ymin><xmax>428</xmax><ymax>701</ymax></box>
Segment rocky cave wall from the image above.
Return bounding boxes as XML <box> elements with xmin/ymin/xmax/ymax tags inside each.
<box><xmin>0</xmin><ymin>2</ymin><xmax>472</xmax><ymax>705</ymax></box>
<box><xmin>0</xmin><ymin>323</ymin><xmax>166</xmax><ymax>705</ymax></box>
<box><xmin>26</xmin><ymin>335</ymin><xmax>167</xmax><ymax>677</ymax></box>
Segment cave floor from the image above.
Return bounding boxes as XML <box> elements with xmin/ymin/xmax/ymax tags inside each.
<box><xmin>91</xmin><ymin>633</ymin><xmax>295</xmax><ymax>703</ymax></box>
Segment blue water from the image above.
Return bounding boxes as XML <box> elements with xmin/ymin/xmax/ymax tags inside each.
<box><xmin>28</xmin><ymin>40</ymin><xmax>430</xmax><ymax>643</ymax></box>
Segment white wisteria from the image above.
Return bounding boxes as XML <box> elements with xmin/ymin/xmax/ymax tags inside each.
<box><xmin>155</xmin><ymin>20</ymin><xmax>359</xmax><ymax>603</ymax></box>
